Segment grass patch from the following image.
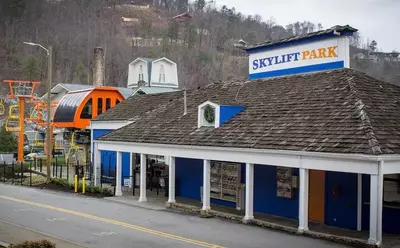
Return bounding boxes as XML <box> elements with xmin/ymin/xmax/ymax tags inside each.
<box><xmin>9</xmin><ymin>240</ymin><xmax>55</xmax><ymax>248</ymax></box>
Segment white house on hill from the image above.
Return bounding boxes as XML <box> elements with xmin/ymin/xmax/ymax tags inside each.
<box><xmin>127</xmin><ymin>57</ymin><xmax>180</xmax><ymax>95</ymax></box>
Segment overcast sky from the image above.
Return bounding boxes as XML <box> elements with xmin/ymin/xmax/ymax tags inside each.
<box><xmin>215</xmin><ymin>0</ymin><xmax>399</xmax><ymax>52</ymax></box>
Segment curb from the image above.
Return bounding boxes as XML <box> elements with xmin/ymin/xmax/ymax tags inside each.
<box><xmin>167</xmin><ymin>202</ymin><xmax>373</xmax><ymax>248</ymax></box>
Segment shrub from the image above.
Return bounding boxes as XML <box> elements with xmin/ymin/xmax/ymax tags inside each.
<box><xmin>9</xmin><ymin>240</ymin><xmax>56</xmax><ymax>248</ymax></box>
<box><xmin>50</xmin><ymin>178</ymin><xmax>69</xmax><ymax>187</ymax></box>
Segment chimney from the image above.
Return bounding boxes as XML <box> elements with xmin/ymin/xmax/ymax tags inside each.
<box><xmin>93</xmin><ymin>47</ymin><xmax>105</xmax><ymax>87</ymax></box>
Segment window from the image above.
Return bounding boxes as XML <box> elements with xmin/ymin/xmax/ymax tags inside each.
<box><xmin>106</xmin><ymin>98</ymin><xmax>111</xmax><ymax>110</ymax></box>
<box><xmin>116</xmin><ymin>99</ymin><xmax>120</xmax><ymax>105</ymax></box>
<box><xmin>97</xmin><ymin>98</ymin><xmax>103</xmax><ymax>115</ymax></box>
<box><xmin>384</xmin><ymin>174</ymin><xmax>400</xmax><ymax>205</ymax></box>
<box><xmin>80</xmin><ymin>98</ymin><xmax>92</xmax><ymax>119</ymax></box>
<box><xmin>158</xmin><ymin>64</ymin><xmax>165</xmax><ymax>83</ymax></box>
<box><xmin>138</xmin><ymin>64</ymin><xmax>144</xmax><ymax>82</ymax></box>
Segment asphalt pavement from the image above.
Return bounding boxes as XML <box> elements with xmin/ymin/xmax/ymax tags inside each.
<box><xmin>0</xmin><ymin>184</ymin><xmax>351</xmax><ymax>248</ymax></box>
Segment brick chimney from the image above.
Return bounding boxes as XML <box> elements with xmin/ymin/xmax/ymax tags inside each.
<box><xmin>93</xmin><ymin>47</ymin><xmax>105</xmax><ymax>87</ymax></box>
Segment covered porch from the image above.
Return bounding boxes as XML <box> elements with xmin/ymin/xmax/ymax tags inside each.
<box><xmin>93</xmin><ymin>140</ymin><xmax>400</xmax><ymax>247</ymax></box>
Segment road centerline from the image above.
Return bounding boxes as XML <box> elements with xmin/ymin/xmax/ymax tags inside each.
<box><xmin>0</xmin><ymin>195</ymin><xmax>223</xmax><ymax>248</ymax></box>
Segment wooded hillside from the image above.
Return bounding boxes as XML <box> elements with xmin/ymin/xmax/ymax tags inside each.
<box><xmin>0</xmin><ymin>0</ymin><xmax>398</xmax><ymax>95</ymax></box>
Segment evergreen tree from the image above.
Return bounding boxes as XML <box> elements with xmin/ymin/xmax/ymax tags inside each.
<box><xmin>0</xmin><ymin>125</ymin><xmax>17</xmax><ymax>153</ymax></box>
<box><xmin>22</xmin><ymin>57</ymin><xmax>40</xmax><ymax>81</ymax></box>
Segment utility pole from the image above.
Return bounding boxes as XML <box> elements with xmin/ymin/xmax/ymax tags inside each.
<box><xmin>23</xmin><ymin>42</ymin><xmax>53</xmax><ymax>182</ymax></box>
<box><xmin>46</xmin><ymin>46</ymin><xmax>52</xmax><ymax>182</ymax></box>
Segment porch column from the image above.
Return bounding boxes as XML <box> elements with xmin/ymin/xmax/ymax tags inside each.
<box><xmin>93</xmin><ymin>142</ymin><xmax>101</xmax><ymax>187</ymax></box>
<box><xmin>244</xmin><ymin>163</ymin><xmax>254</xmax><ymax>221</ymax></box>
<box><xmin>115</xmin><ymin>151</ymin><xmax>123</xmax><ymax>196</ymax></box>
<box><xmin>298</xmin><ymin>168</ymin><xmax>309</xmax><ymax>232</ymax></box>
<box><xmin>139</xmin><ymin>153</ymin><xmax>147</xmax><ymax>202</ymax></box>
<box><xmin>129</xmin><ymin>152</ymin><xmax>133</xmax><ymax>188</ymax></box>
<box><xmin>357</xmin><ymin>174</ymin><xmax>362</xmax><ymax>231</ymax></box>
<box><xmin>168</xmin><ymin>156</ymin><xmax>176</xmax><ymax>203</ymax></box>
<box><xmin>202</xmin><ymin>159</ymin><xmax>211</xmax><ymax>210</ymax></box>
<box><xmin>368</xmin><ymin>162</ymin><xmax>383</xmax><ymax>246</ymax></box>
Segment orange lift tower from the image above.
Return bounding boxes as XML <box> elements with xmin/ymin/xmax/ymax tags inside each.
<box><xmin>3</xmin><ymin>80</ymin><xmax>40</xmax><ymax>162</ymax></box>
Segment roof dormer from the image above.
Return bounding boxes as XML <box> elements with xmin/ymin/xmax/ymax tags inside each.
<box><xmin>198</xmin><ymin>101</ymin><xmax>246</xmax><ymax>128</ymax></box>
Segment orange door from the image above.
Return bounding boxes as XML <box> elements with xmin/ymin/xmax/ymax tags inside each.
<box><xmin>308</xmin><ymin>170</ymin><xmax>325</xmax><ymax>223</ymax></box>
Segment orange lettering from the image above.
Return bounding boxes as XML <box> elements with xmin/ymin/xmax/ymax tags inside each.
<box><xmin>309</xmin><ymin>50</ymin><xmax>318</xmax><ymax>59</ymax></box>
<box><xmin>327</xmin><ymin>46</ymin><xmax>338</xmax><ymax>57</ymax></box>
<box><xmin>302</xmin><ymin>51</ymin><xmax>310</xmax><ymax>60</ymax></box>
<box><xmin>318</xmin><ymin>48</ymin><xmax>327</xmax><ymax>58</ymax></box>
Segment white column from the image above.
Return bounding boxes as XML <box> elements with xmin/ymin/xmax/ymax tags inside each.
<box><xmin>298</xmin><ymin>168</ymin><xmax>309</xmax><ymax>232</ymax></box>
<box><xmin>93</xmin><ymin>142</ymin><xmax>101</xmax><ymax>187</ymax></box>
<box><xmin>368</xmin><ymin>163</ymin><xmax>383</xmax><ymax>246</ymax></box>
<box><xmin>244</xmin><ymin>163</ymin><xmax>254</xmax><ymax>221</ymax></box>
<box><xmin>357</xmin><ymin>174</ymin><xmax>362</xmax><ymax>231</ymax></box>
<box><xmin>168</xmin><ymin>156</ymin><xmax>176</xmax><ymax>203</ymax></box>
<box><xmin>129</xmin><ymin>152</ymin><xmax>133</xmax><ymax>188</ymax></box>
<box><xmin>115</xmin><ymin>151</ymin><xmax>123</xmax><ymax>196</ymax></box>
<box><xmin>139</xmin><ymin>153</ymin><xmax>147</xmax><ymax>202</ymax></box>
<box><xmin>202</xmin><ymin>159</ymin><xmax>211</xmax><ymax>210</ymax></box>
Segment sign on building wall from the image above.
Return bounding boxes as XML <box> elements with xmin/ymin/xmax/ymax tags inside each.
<box><xmin>248</xmin><ymin>36</ymin><xmax>350</xmax><ymax>80</ymax></box>
<box><xmin>276</xmin><ymin>167</ymin><xmax>293</xmax><ymax>199</ymax></box>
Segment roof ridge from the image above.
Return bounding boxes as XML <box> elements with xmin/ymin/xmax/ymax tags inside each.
<box><xmin>348</xmin><ymin>76</ymin><xmax>382</xmax><ymax>155</ymax></box>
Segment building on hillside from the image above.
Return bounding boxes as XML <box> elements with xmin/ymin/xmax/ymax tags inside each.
<box><xmin>127</xmin><ymin>57</ymin><xmax>181</xmax><ymax>96</ymax></box>
<box><xmin>91</xmin><ymin>25</ymin><xmax>400</xmax><ymax>247</ymax></box>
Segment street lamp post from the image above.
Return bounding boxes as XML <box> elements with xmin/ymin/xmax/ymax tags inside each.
<box><xmin>23</xmin><ymin>42</ymin><xmax>52</xmax><ymax>182</ymax></box>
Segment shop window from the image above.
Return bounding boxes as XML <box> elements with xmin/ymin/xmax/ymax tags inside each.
<box><xmin>158</xmin><ymin>64</ymin><xmax>165</xmax><ymax>83</ymax></box>
<box><xmin>138</xmin><ymin>64</ymin><xmax>144</xmax><ymax>82</ymax></box>
<box><xmin>80</xmin><ymin>98</ymin><xmax>92</xmax><ymax>119</ymax></box>
<box><xmin>97</xmin><ymin>98</ymin><xmax>103</xmax><ymax>115</ymax></box>
<box><xmin>106</xmin><ymin>98</ymin><xmax>111</xmax><ymax>110</ymax></box>
<box><xmin>384</xmin><ymin>174</ymin><xmax>400</xmax><ymax>205</ymax></box>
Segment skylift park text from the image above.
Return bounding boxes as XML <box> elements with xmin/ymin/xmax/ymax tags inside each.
<box><xmin>252</xmin><ymin>46</ymin><xmax>338</xmax><ymax>70</ymax></box>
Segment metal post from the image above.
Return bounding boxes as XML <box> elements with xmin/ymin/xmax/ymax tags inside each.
<box><xmin>3</xmin><ymin>161</ymin><xmax>6</xmax><ymax>183</ymax></box>
<box><xmin>34</xmin><ymin>158</ymin><xmax>37</xmax><ymax>170</ymax></box>
<box><xmin>52</xmin><ymin>160</ymin><xmax>55</xmax><ymax>177</ymax></box>
<box><xmin>17</xmin><ymin>98</ymin><xmax>25</xmax><ymax>162</ymax></box>
<box><xmin>132</xmin><ymin>168</ymin><xmax>135</xmax><ymax>196</ymax></box>
<box><xmin>100</xmin><ymin>164</ymin><xmax>103</xmax><ymax>188</ymax></box>
<box><xmin>55</xmin><ymin>158</ymin><xmax>58</xmax><ymax>178</ymax></box>
<box><xmin>67</xmin><ymin>163</ymin><xmax>69</xmax><ymax>182</ymax></box>
<box><xmin>12</xmin><ymin>162</ymin><xmax>14</xmax><ymax>184</ymax></box>
<box><xmin>30</xmin><ymin>161</ymin><xmax>32</xmax><ymax>187</ymax></box>
<box><xmin>40</xmin><ymin>159</ymin><xmax>42</xmax><ymax>172</ymax></box>
<box><xmin>20</xmin><ymin>162</ymin><xmax>23</xmax><ymax>185</ymax></box>
<box><xmin>60</xmin><ymin>158</ymin><xmax>63</xmax><ymax>179</ymax></box>
<box><xmin>46</xmin><ymin>46</ymin><xmax>52</xmax><ymax>182</ymax></box>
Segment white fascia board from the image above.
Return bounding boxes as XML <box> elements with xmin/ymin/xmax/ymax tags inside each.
<box><xmin>381</xmin><ymin>160</ymin><xmax>400</xmax><ymax>174</ymax></box>
<box><xmin>95</xmin><ymin>141</ymin><xmax>396</xmax><ymax>175</ymax></box>
<box><xmin>91</xmin><ymin>121</ymin><xmax>133</xmax><ymax>130</ymax></box>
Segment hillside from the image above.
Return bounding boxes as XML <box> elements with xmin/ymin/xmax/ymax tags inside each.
<box><xmin>0</xmin><ymin>0</ymin><xmax>398</xmax><ymax>96</ymax></box>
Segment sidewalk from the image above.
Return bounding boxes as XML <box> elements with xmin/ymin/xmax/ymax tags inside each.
<box><xmin>0</xmin><ymin>220</ymin><xmax>84</xmax><ymax>248</ymax></box>
<box><xmin>104</xmin><ymin>191</ymin><xmax>400</xmax><ymax>248</ymax></box>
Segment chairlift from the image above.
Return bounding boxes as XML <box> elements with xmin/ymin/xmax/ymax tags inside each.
<box><xmin>0</xmin><ymin>99</ymin><xmax>5</xmax><ymax>116</ymax></box>
<box><xmin>66</xmin><ymin>131</ymin><xmax>88</xmax><ymax>166</ymax></box>
<box><xmin>5</xmin><ymin>116</ymin><xmax>20</xmax><ymax>132</ymax></box>
<box><xmin>9</xmin><ymin>104</ymin><xmax>19</xmax><ymax>118</ymax></box>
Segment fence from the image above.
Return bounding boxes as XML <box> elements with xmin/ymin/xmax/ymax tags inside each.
<box><xmin>0</xmin><ymin>161</ymin><xmax>35</xmax><ymax>187</ymax></box>
<box><xmin>0</xmin><ymin>157</ymin><xmax>94</xmax><ymax>188</ymax></box>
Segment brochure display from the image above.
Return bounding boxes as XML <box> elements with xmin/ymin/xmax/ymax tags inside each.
<box><xmin>210</xmin><ymin>161</ymin><xmax>241</xmax><ymax>203</ymax></box>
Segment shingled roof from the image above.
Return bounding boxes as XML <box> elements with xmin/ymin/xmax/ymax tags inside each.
<box><xmin>94</xmin><ymin>90</ymin><xmax>183</xmax><ymax>121</ymax></box>
<box><xmin>99</xmin><ymin>68</ymin><xmax>400</xmax><ymax>155</ymax></box>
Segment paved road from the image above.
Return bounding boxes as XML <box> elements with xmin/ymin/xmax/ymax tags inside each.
<box><xmin>0</xmin><ymin>184</ymin><xmax>350</xmax><ymax>248</ymax></box>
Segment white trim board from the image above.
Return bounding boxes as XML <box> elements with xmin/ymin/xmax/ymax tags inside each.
<box><xmin>95</xmin><ymin>140</ymin><xmax>400</xmax><ymax>175</ymax></box>
<box><xmin>91</xmin><ymin>121</ymin><xmax>133</xmax><ymax>130</ymax></box>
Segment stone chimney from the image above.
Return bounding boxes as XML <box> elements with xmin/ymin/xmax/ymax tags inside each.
<box><xmin>93</xmin><ymin>47</ymin><xmax>105</xmax><ymax>87</ymax></box>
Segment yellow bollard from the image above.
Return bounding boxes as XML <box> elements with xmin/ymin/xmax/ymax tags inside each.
<box><xmin>82</xmin><ymin>177</ymin><xmax>86</xmax><ymax>194</ymax></box>
<box><xmin>74</xmin><ymin>175</ymin><xmax>78</xmax><ymax>193</ymax></box>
